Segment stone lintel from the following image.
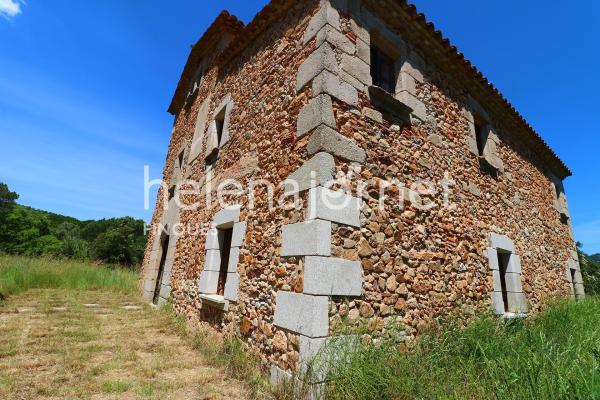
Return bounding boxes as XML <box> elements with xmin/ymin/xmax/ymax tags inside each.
<box><xmin>213</xmin><ymin>205</ymin><xmax>241</xmax><ymax>228</ymax></box>
<box><xmin>489</xmin><ymin>233</ymin><xmax>515</xmax><ymax>253</ymax></box>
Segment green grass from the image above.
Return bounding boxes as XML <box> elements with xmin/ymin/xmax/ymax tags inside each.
<box><xmin>0</xmin><ymin>254</ymin><xmax>138</xmax><ymax>299</ymax></box>
<box><xmin>164</xmin><ymin>303</ymin><xmax>272</xmax><ymax>399</ymax></box>
<box><xmin>101</xmin><ymin>379</ymin><xmax>132</xmax><ymax>394</ymax></box>
<box><xmin>321</xmin><ymin>298</ymin><xmax>600</xmax><ymax>400</ymax></box>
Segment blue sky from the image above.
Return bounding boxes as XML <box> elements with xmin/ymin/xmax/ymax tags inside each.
<box><xmin>0</xmin><ymin>1</ymin><xmax>598</xmax><ymax>253</ymax></box>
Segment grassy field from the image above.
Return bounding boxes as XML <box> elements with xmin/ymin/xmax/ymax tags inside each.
<box><xmin>322</xmin><ymin>298</ymin><xmax>600</xmax><ymax>400</ymax></box>
<box><xmin>2</xmin><ymin>255</ymin><xmax>599</xmax><ymax>400</ymax></box>
<box><xmin>0</xmin><ymin>254</ymin><xmax>139</xmax><ymax>299</ymax></box>
<box><xmin>0</xmin><ymin>255</ymin><xmax>268</xmax><ymax>400</ymax></box>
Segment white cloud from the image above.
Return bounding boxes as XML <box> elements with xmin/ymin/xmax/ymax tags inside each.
<box><xmin>0</xmin><ymin>0</ymin><xmax>24</xmax><ymax>19</ymax></box>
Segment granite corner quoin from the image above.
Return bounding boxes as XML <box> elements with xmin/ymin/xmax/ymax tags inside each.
<box><xmin>140</xmin><ymin>0</ymin><xmax>583</xmax><ymax>385</ymax></box>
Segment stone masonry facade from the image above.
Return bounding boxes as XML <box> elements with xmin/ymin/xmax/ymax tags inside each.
<box><xmin>140</xmin><ymin>0</ymin><xmax>584</xmax><ymax>384</ymax></box>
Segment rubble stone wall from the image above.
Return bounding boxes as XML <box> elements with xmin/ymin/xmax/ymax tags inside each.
<box><xmin>141</xmin><ymin>0</ymin><xmax>581</xmax><ymax>377</ymax></box>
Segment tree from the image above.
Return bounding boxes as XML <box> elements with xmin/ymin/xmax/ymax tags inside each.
<box><xmin>577</xmin><ymin>242</ymin><xmax>600</xmax><ymax>296</ymax></box>
<box><xmin>0</xmin><ymin>182</ymin><xmax>18</xmax><ymax>229</ymax></box>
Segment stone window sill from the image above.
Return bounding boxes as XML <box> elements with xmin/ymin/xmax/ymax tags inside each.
<box><xmin>501</xmin><ymin>312</ymin><xmax>527</xmax><ymax>320</ymax></box>
<box><xmin>368</xmin><ymin>86</ymin><xmax>412</xmax><ymax>123</ymax></box>
<box><xmin>199</xmin><ymin>294</ymin><xmax>229</xmax><ymax>311</ymax></box>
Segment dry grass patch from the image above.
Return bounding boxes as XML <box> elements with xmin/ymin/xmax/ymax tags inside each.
<box><xmin>0</xmin><ymin>289</ymin><xmax>257</xmax><ymax>400</ymax></box>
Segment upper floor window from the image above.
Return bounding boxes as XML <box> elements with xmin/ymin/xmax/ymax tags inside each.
<box><xmin>204</xmin><ymin>95</ymin><xmax>234</xmax><ymax>171</ymax></box>
<box><xmin>188</xmin><ymin>63</ymin><xmax>205</xmax><ymax>96</ymax></box>
<box><xmin>473</xmin><ymin>116</ymin><xmax>487</xmax><ymax>157</ymax></box>
<box><xmin>370</xmin><ymin>45</ymin><xmax>396</xmax><ymax>94</ymax></box>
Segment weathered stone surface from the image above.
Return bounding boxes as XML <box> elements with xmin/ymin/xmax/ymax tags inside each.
<box><xmin>297</xmin><ymin>43</ymin><xmax>338</xmax><ymax>92</ymax></box>
<box><xmin>231</xmin><ymin>221</ymin><xmax>247</xmax><ymax>248</ymax></box>
<box><xmin>312</xmin><ymin>70</ymin><xmax>358</xmax><ymax>106</ymax></box>
<box><xmin>398</xmin><ymin>91</ymin><xmax>427</xmax><ymax>121</ymax></box>
<box><xmin>298</xmin><ymin>335</ymin><xmax>358</xmax><ymax>383</ymax></box>
<box><xmin>341</xmin><ymin>54</ymin><xmax>371</xmax><ymax>87</ymax></box>
<box><xmin>198</xmin><ymin>270</ymin><xmax>219</xmax><ymax>294</ymax></box>
<box><xmin>306</xmin><ymin>125</ymin><xmax>366</xmax><ymax>163</ymax></box>
<box><xmin>223</xmin><ymin>273</ymin><xmax>240</xmax><ymax>301</ymax></box>
<box><xmin>213</xmin><ymin>205</ymin><xmax>241</xmax><ymax>227</ymax></box>
<box><xmin>142</xmin><ymin>0</ymin><xmax>579</xmax><ymax>377</ymax></box>
<box><xmin>205</xmin><ymin>228</ymin><xmax>219</xmax><ymax>250</ymax></box>
<box><xmin>297</xmin><ymin>94</ymin><xmax>336</xmax><ymax>137</ymax></box>
<box><xmin>489</xmin><ymin>233</ymin><xmax>515</xmax><ymax>252</ymax></box>
<box><xmin>227</xmin><ymin>247</ymin><xmax>240</xmax><ymax>273</ymax></box>
<box><xmin>316</xmin><ymin>24</ymin><xmax>355</xmax><ymax>55</ymax></box>
<box><xmin>303</xmin><ymin>3</ymin><xmax>341</xmax><ymax>44</ymax></box>
<box><xmin>189</xmin><ymin>96</ymin><xmax>211</xmax><ymax>163</ymax></box>
<box><xmin>273</xmin><ymin>292</ymin><xmax>329</xmax><ymax>338</ymax></box>
<box><xmin>281</xmin><ymin>220</ymin><xmax>331</xmax><ymax>257</ymax></box>
<box><xmin>284</xmin><ymin>152</ymin><xmax>336</xmax><ymax>193</ymax></box>
<box><xmin>307</xmin><ymin>186</ymin><xmax>361</xmax><ymax>227</ymax></box>
<box><xmin>204</xmin><ymin>249</ymin><xmax>221</xmax><ymax>271</ymax></box>
<box><xmin>362</xmin><ymin>107</ymin><xmax>383</xmax><ymax>123</ymax></box>
<box><xmin>303</xmin><ymin>256</ymin><xmax>362</xmax><ymax>296</ymax></box>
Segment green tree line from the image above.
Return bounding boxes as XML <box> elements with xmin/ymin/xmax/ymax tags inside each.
<box><xmin>578</xmin><ymin>243</ymin><xmax>600</xmax><ymax>296</ymax></box>
<box><xmin>0</xmin><ymin>182</ymin><xmax>146</xmax><ymax>267</ymax></box>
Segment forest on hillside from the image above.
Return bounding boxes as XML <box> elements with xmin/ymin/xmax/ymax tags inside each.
<box><xmin>0</xmin><ymin>182</ymin><xmax>146</xmax><ymax>267</ymax></box>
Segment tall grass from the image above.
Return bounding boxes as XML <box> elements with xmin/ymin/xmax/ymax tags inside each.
<box><xmin>0</xmin><ymin>254</ymin><xmax>138</xmax><ymax>299</ymax></box>
<box><xmin>164</xmin><ymin>303</ymin><xmax>272</xmax><ymax>399</ymax></box>
<box><xmin>322</xmin><ymin>298</ymin><xmax>600</xmax><ymax>400</ymax></box>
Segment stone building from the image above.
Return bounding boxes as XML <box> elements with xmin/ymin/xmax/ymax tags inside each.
<box><xmin>140</xmin><ymin>0</ymin><xmax>584</xmax><ymax>383</ymax></box>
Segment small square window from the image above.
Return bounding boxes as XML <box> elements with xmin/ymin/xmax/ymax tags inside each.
<box><xmin>371</xmin><ymin>46</ymin><xmax>396</xmax><ymax>94</ymax></box>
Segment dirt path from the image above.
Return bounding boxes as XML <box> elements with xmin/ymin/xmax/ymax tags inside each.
<box><xmin>0</xmin><ymin>289</ymin><xmax>252</xmax><ymax>400</ymax></box>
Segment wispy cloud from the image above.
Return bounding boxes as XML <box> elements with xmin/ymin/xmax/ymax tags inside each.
<box><xmin>0</xmin><ymin>0</ymin><xmax>24</xmax><ymax>19</ymax></box>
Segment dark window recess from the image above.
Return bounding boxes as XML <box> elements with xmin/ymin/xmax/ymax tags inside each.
<box><xmin>205</xmin><ymin>109</ymin><xmax>226</xmax><ymax>170</ymax></box>
<box><xmin>205</xmin><ymin>151</ymin><xmax>218</xmax><ymax>170</ymax></box>
<box><xmin>153</xmin><ymin>234</ymin><xmax>170</xmax><ymax>305</ymax></box>
<box><xmin>189</xmin><ymin>65</ymin><xmax>203</xmax><ymax>95</ymax></box>
<box><xmin>474</xmin><ymin>118</ymin><xmax>486</xmax><ymax>156</ymax></box>
<box><xmin>371</xmin><ymin>46</ymin><xmax>396</xmax><ymax>93</ymax></box>
<box><xmin>215</xmin><ymin>111</ymin><xmax>225</xmax><ymax>144</ymax></box>
<box><xmin>178</xmin><ymin>150</ymin><xmax>185</xmax><ymax>169</ymax></box>
<box><xmin>168</xmin><ymin>186</ymin><xmax>176</xmax><ymax>202</ymax></box>
<box><xmin>497</xmin><ymin>251</ymin><xmax>511</xmax><ymax>313</ymax></box>
<box><xmin>217</xmin><ymin>227</ymin><xmax>233</xmax><ymax>296</ymax></box>
<box><xmin>570</xmin><ymin>269</ymin><xmax>577</xmax><ymax>296</ymax></box>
